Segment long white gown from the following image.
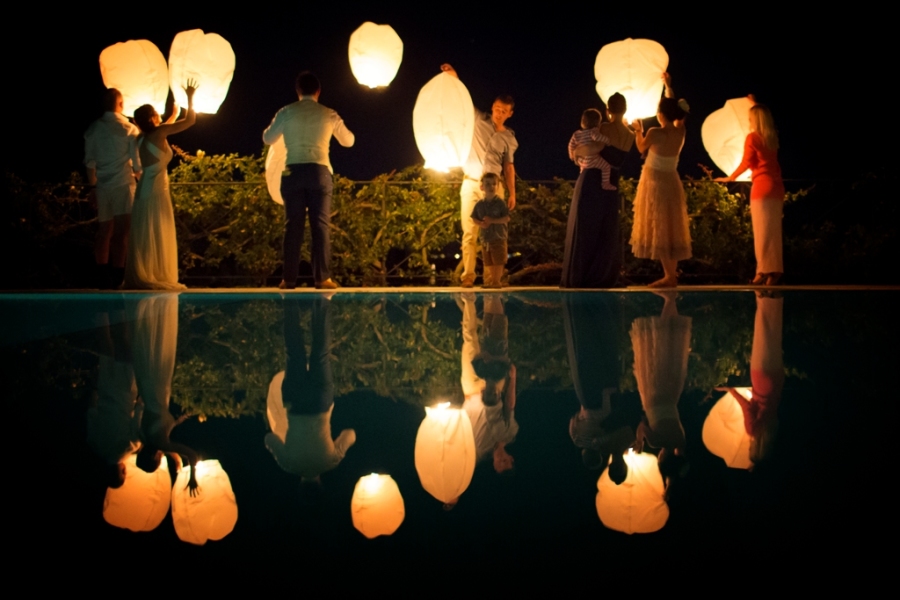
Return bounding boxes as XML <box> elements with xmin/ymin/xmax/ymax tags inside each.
<box><xmin>124</xmin><ymin>139</ymin><xmax>186</xmax><ymax>290</ymax></box>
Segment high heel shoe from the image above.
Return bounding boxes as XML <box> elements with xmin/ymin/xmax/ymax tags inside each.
<box><xmin>750</xmin><ymin>273</ymin><xmax>766</xmax><ymax>285</ymax></box>
<box><xmin>765</xmin><ymin>272</ymin><xmax>782</xmax><ymax>286</ymax></box>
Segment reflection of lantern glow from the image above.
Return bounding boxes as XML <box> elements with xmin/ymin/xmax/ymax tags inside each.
<box><xmin>168</xmin><ymin>29</ymin><xmax>236</xmax><ymax>114</ymax></box>
<box><xmin>594</xmin><ymin>38</ymin><xmax>669</xmax><ymax>120</ymax></box>
<box><xmin>171</xmin><ymin>459</ymin><xmax>238</xmax><ymax>545</ymax></box>
<box><xmin>596</xmin><ymin>449</ymin><xmax>669</xmax><ymax>534</ymax></box>
<box><xmin>103</xmin><ymin>454</ymin><xmax>171</xmax><ymax>532</ymax></box>
<box><xmin>351</xmin><ymin>473</ymin><xmax>405</xmax><ymax>539</ymax></box>
<box><xmin>702</xmin><ymin>98</ymin><xmax>754</xmax><ymax>181</ymax></box>
<box><xmin>99</xmin><ymin>40</ymin><xmax>169</xmax><ymax>117</ymax></box>
<box><xmin>702</xmin><ymin>387</ymin><xmax>753</xmax><ymax>469</ymax></box>
<box><xmin>412</xmin><ymin>72</ymin><xmax>475</xmax><ymax>172</ymax></box>
<box><xmin>265</xmin><ymin>138</ymin><xmax>287</xmax><ymax>205</ymax></box>
<box><xmin>348</xmin><ymin>22</ymin><xmax>403</xmax><ymax>88</ymax></box>
<box><xmin>414</xmin><ymin>403</ymin><xmax>476</xmax><ymax>505</ymax></box>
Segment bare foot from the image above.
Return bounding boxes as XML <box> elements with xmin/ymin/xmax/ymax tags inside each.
<box><xmin>648</xmin><ymin>277</ymin><xmax>677</xmax><ymax>288</ymax></box>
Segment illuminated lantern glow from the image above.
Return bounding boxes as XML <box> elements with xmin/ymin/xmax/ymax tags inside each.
<box><xmin>168</xmin><ymin>29</ymin><xmax>236</xmax><ymax>114</ymax></box>
<box><xmin>596</xmin><ymin>450</ymin><xmax>669</xmax><ymax>534</ymax></box>
<box><xmin>348</xmin><ymin>22</ymin><xmax>403</xmax><ymax>88</ymax></box>
<box><xmin>414</xmin><ymin>402</ymin><xmax>476</xmax><ymax>506</ymax></box>
<box><xmin>702</xmin><ymin>97</ymin><xmax>755</xmax><ymax>181</ymax></box>
<box><xmin>351</xmin><ymin>473</ymin><xmax>405</xmax><ymax>538</ymax></box>
<box><xmin>265</xmin><ymin>138</ymin><xmax>287</xmax><ymax>205</ymax></box>
<box><xmin>99</xmin><ymin>40</ymin><xmax>169</xmax><ymax>117</ymax></box>
<box><xmin>594</xmin><ymin>38</ymin><xmax>669</xmax><ymax>120</ymax></box>
<box><xmin>103</xmin><ymin>454</ymin><xmax>171</xmax><ymax>532</ymax></box>
<box><xmin>702</xmin><ymin>387</ymin><xmax>754</xmax><ymax>469</ymax></box>
<box><xmin>266</xmin><ymin>371</ymin><xmax>288</xmax><ymax>440</ymax></box>
<box><xmin>171</xmin><ymin>460</ymin><xmax>238</xmax><ymax>545</ymax></box>
<box><xmin>412</xmin><ymin>72</ymin><xmax>475</xmax><ymax>172</ymax></box>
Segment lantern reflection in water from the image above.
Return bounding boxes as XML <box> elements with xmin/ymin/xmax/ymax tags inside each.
<box><xmin>99</xmin><ymin>40</ymin><xmax>169</xmax><ymax>116</ymax></box>
<box><xmin>351</xmin><ymin>474</ymin><xmax>405</xmax><ymax>538</ymax></box>
<box><xmin>348</xmin><ymin>22</ymin><xmax>403</xmax><ymax>88</ymax></box>
<box><xmin>103</xmin><ymin>453</ymin><xmax>170</xmax><ymax>532</ymax></box>
<box><xmin>168</xmin><ymin>29</ymin><xmax>236</xmax><ymax>114</ymax></box>
<box><xmin>594</xmin><ymin>38</ymin><xmax>669</xmax><ymax>120</ymax></box>
<box><xmin>415</xmin><ymin>402</ymin><xmax>476</xmax><ymax>508</ymax></box>
<box><xmin>171</xmin><ymin>459</ymin><xmax>238</xmax><ymax>545</ymax></box>
<box><xmin>265</xmin><ymin>138</ymin><xmax>287</xmax><ymax>205</ymax></box>
<box><xmin>412</xmin><ymin>73</ymin><xmax>475</xmax><ymax>172</ymax></box>
<box><xmin>596</xmin><ymin>449</ymin><xmax>669</xmax><ymax>534</ymax></box>
<box><xmin>703</xmin><ymin>387</ymin><xmax>754</xmax><ymax>470</ymax></box>
<box><xmin>702</xmin><ymin>97</ymin><xmax>754</xmax><ymax>181</ymax></box>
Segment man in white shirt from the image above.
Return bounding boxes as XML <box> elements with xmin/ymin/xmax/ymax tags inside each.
<box><xmin>263</xmin><ymin>72</ymin><xmax>355</xmax><ymax>290</ymax></box>
<box><xmin>84</xmin><ymin>88</ymin><xmax>141</xmax><ymax>288</ymax></box>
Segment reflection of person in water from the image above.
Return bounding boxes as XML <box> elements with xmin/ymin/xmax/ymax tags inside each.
<box><xmin>130</xmin><ymin>294</ymin><xmax>199</xmax><ymax>495</ymax></box>
<box><xmin>631</xmin><ymin>291</ymin><xmax>690</xmax><ymax>471</ymax></box>
<box><xmin>87</xmin><ymin>297</ymin><xmax>142</xmax><ymax>488</ymax></box>
<box><xmin>265</xmin><ymin>296</ymin><xmax>355</xmax><ymax>482</ymax></box>
<box><xmin>461</xmin><ymin>294</ymin><xmax>517</xmax><ymax>473</ymax></box>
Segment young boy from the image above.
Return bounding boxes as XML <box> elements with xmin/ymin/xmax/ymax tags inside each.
<box><xmin>470</xmin><ymin>172</ymin><xmax>510</xmax><ymax>288</ymax></box>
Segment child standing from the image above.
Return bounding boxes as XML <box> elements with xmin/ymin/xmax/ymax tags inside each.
<box><xmin>470</xmin><ymin>172</ymin><xmax>510</xmax><ymax>288</ymax></box>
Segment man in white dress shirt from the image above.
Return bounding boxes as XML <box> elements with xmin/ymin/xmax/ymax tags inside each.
<box><xmin>263</xmin><ymin>72</ymin><xmax>355</xmax><ymax>290</ymax></box>
<box><xmin>84</xmin><ymin>88</ymin><xmax>141</xmax><ymax>288</ymax></box>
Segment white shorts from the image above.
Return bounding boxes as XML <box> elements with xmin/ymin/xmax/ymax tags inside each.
<box><xmin>97</xmin><ymin>180</ymin><xmax>136</xmax><ymax>222</ymax></box>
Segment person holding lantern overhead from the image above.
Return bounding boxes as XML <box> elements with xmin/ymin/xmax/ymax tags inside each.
<box><xmin>630</xmin><ymin>73</ymin><xmax>691</xmax><ymax>288</ymax></box>
<box><xmin>263</xmin><ymin>71</ymin><xmax>355</xmax><ymax>290</ymax></box>
<box><xmin>440</xmin><ymin>64</ymin><xmax>517</xmax><ymax>288</ymax></box>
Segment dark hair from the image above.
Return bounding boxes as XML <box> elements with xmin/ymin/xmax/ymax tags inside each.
<box><xmin>581</xmin><ymin>108</ymin><xmax>602</xmax><ymax>129</ymax></box>
<box><xmin>658</xmin><ymin>97</ymin><xmax>687</xmax><ymax>122</ymax></box>
<box><xmin>481</xmin><ymin>172</ymin><xmax>500</xmax><ymax>184</ymax></box>
<box><xmin>133</xmin><ymin>104</ymin><xmax>157</xmax><ymax>133</ymax></box>
<box><xmin>608</xmin><ymin>92</ymin><xmax>627</xmax><ymax>116</ymax></box>
<box><xmin>135</xmin><ymin>445</ymin><xmax>162</xmax><ymax>473</ymax></box>
<box><xmin>494</xmin><ymin>94</ymin><xmax>515</xmax><ymax>109</ymax></box>
<box><xmin>102</xmin><ymin>88</ymin><xmax>122</xmax><ymax>112</ymax></box>
<box><xmin>295</xmin><ymin>71</ymin><xmax>321</xmax><ymax>97</ymax></box>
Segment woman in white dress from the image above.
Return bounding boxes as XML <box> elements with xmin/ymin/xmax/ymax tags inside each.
<box><xmin>124</xmin><ymin>81</ymin><xmax>197</xmax><ymax>290</ymax></box>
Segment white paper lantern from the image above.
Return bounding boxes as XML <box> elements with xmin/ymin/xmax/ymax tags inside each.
<box><xmin>99</xmin><ymin>40</ymin><xmax>169</xmax><ymax>117</ymax></box>
<box><xmin>702</xmin><ymin>97</ymin><xmax>754</xmax><ymax>181</ymax></box>
<box><xmin>103</xmin><ymin>454</ymin><xmax>171</xmax><ymax>532</ymax></box>
<box><xmin>702</xmin><ymin>388</ymin><xmax>754</xmax><ymax>470</ymax></box>
<box><xmin>348</xmin><ymin>22</ymin><xmax>403</xmax><ymax>89</ymax></box>
<box><xmin>414</xmin><ymin>403</ymin><xmax>476</xmax><ymax>506</ymax></box>
<box><xmin>351</xmin><ymin>473</ymin><xmax>405</xmax><ymax>538</ymax></box>
<box><xmin>596</xmin><ymin>450</ymin><xmax>669</xmax><ymax>534</ymax></box>
<box><xmin>265</xmin><ymin>138</ymin><xmax>287</xmax><ymax>205</ymax></box>
<box><xmin>412</xmin><ymin>73</ymin><xmax>475</xmax><ymax>172</ymax></box>
<box><xmin>168</xmin><ymin>29</ymin><xmax>235</xmax><ymax>114</ymax></box>
<box><xmin>171</xmin><ymin>460</ymin><xmax>238</xmax><ymax>545</ymax></box>
<box><xmin>594</xmin><ymin>38</ymin><xmax>669</xmax><ymax>120</ymax></box>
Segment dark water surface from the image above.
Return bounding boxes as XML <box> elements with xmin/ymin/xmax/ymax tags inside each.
<box><xmin>2</xmin><ymin>291</ymin><xmax>894</xmax><ymax>569</ymax></box>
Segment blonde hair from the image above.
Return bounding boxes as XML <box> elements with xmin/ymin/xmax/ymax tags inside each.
<box><xmin>750</xmin><ymin>105</ymin><xmax>779</xmax><ymax>151</ymax></box>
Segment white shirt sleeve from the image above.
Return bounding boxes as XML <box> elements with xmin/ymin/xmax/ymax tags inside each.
<box><xmin>331</xmin><ymin>112</ymin><xmax>355</xmax><ymax>148</ymax></box>
<box><xmin>262</xmin><ymin>108</ymin><xmax>285</xmax><ymax>145</ymax></box>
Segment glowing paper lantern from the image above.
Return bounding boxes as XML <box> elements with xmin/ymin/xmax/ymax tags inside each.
<box><xmin>412</xmin><ymin>72</ymin><xmax>475</xmax><ymax>172</ymax></box>
<box><xmin>103</xmin><ymin>454</ymin><xmax>171</xmax><ymax>532</ymax></box>
<box><xmin>414</xmin><ymin>402</ymin><xmax>476</xmax><ymax>506</ymax></box>
<box><xmin>702</xmin><ymin>97</ymin><xmax>754</xmax><ymax>181</ymax></box>
<box><xmin>171</xmin><ymin>460</ymin><xmax>238</xmax><ymax>545</ymax></box>
<box><xmin>348</xmin><ymin>22</ymin><xmax>403</xmax><ymax>88</ymax></box>
<box><xmin>99</xmin><ymin>40</ymin><xmax>169</xmax><ymax>116</ymax></box>
<box><xmin>594</xmin><ymin>38</ymin><xmax>669</xmax><ymax>120</ymax></box>
<box><xmin>168</xmin><ymin>29</ymin><xmax>236</xmax><ymax>114</ymax></box>
<box><xmin>596</xmin><ymin>450</ymin><xmax>669</xmax><ymax>534</ymax></box>
<box><xmin>265</xmin><ymin>138</ymin><xmax>287</xmax><ymax>205</ymax></box>
<box><xmin>351</xmin><ymin>474</ymin><xmax>405</xmax><ymax>538</ymax></box>
<box><xmin>702</xmin><ymin>387</ymin><xmax>754</xmax><ymax>469</ymax></box>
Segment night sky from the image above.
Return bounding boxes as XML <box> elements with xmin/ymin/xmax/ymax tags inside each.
<box><xmin>7</xmin><ymin>13</ymin><xmax>877</xmax><ymax>185</ymax></box>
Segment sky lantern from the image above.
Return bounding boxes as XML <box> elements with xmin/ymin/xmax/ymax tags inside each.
<box><xmin>99</xmin><ymin>40</ymin><xmax>169</xmax><ymax>117</ymax></box>
<box><xmin>596</xmin><ymin>449</ymin><xmax>669</xmax><ymax>534</ymax></box>
<box><xmin>702</xmin><ymin>388</ymin><xmax>754</xmax><ymax>470</ymax></box>
<box><xmin>102</xmin><ymin>454</ymin><xmax>171</xmax><ymax>532</ymax></box>
<box><xmin>168</xmin><ymin>29</ymin><xmax>235</xmax><ymax>114</ymax></box>
<box><xmin>702</xmin><ymin>97</ymin><xmax>754</xmax><ymax>181</ymax></box>
<box><xmin>265</xmin><ymin>138</ymin><xmax>287</xmax><ymax>205</ymax></box>
<box><xmin>594</xmin><ymin>38</ymin><xmax>669</xmax><ymax>120</ymax></box>
<box><xmin>348</xmin><ymin>22</ymin><xmax>403</xmax><ymax>88</ymax></box>
<box><xmin>171</xmin><ymin>460</ymin><xmax>238</xmax><ymax>545</ymax></box>
<box><xmin>414</xmin><ymin>402</ymin><xmax>476</xmax><ymax>507</ymax></box>
<box><xmin>412</xmin><ymin>72</ymin><xmax>475</xmax><ymax>172</ymax></box>
<box><xmin>351</xmin><ymin>473</ymin><xmax>405</xmax><ymax>538</ymax></box>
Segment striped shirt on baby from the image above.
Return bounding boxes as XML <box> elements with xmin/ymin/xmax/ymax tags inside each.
<box><xmin>568</xmin><ymin>128</ymin><xmax>616</xmax><ymax>191</ymax></box>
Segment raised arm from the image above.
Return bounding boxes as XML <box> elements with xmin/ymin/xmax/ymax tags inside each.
<box><xmin>156</xmin><ymin>80</ymin><xmax>197</xmax><ymax>137</ymax></box>
<box><xmin>663</xmin><ymin>72</ymin><xmax>674</xmax><ymax>99</ymax></box>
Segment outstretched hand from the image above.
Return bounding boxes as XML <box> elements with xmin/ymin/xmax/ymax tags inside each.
<box><xmin>187</xmin><ymin>470</ymin><xmax>200</xmax><ymax>497</ymax></box>
<box><xmin>184</xmin><ymin>78</ymin><xmax>199</xmax><ymax>100</ymax></box>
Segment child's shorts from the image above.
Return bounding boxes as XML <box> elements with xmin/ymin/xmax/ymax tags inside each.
<box><xmin>482</xmin><ymin>241</ymin><xmax>508</xmax><ymax>266</ymax></box>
